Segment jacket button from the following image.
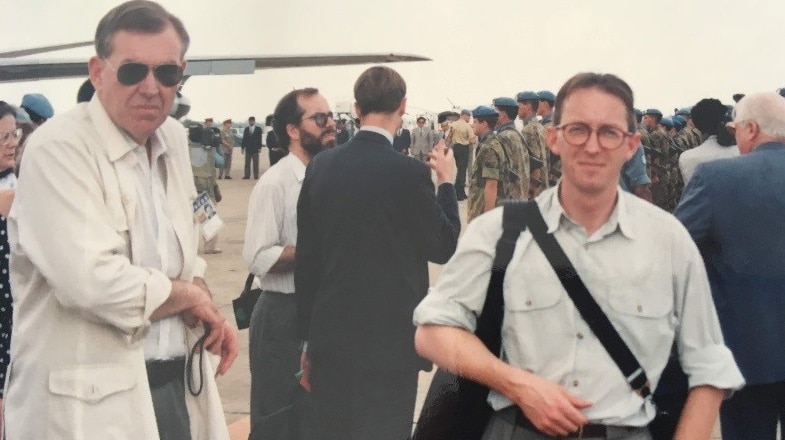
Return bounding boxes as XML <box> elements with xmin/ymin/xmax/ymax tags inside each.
<box><xmin>525</xmin><ymin>299</ymin><xmax>532</xmax><ymax>307</ymax></box>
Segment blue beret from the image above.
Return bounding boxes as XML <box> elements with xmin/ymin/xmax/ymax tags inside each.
<box><xmin>537</xmin><ymin>90</ymin><xmax>555</xmax><ymax>102</ymax></box>
<box><xmin>633</xmin><ymin>108</ymin><xmax>643</xmax><ymax>117</ymax></box>
<box><xmin>644</xmin><ymin>108</ymin><xmax>662</xmax><ymax>117</ymax></box>
<box><xmin>472</xmin><ymin>105</ymin><xmax>498</xmax><ymax>118</ymax></box>
<box><xmin>492</xmin><ymin>97</ymin><xmax>518</xmax><ymax>108</ymax></box>
<box><xmin>779</xmin><ymin>88</ymin><xmax>785</xmax><ymax>98</ymax></box>
<box><xmin>672</xmin><ymin>115</ymin><xmax>686</xmax><ymax>127</ymax></box>
<box><xmin>21</xmin><ymin>93</ymin><xmax>54</xmax><ymax>119</ymax></box>
<box><xmin>515</xmin><ymin>91</ymin><xmax>539</xmax><ymax>102</ymax></box>
<box><xmin>14</xmin><ymin>106</ymin><xmax>32</xmax><ymax>124</ymax></box>
<box><xmin>659</xmin><ymin>117</ymin><xmax>674</xmax><ymax>128</ymax></box>
<box><xmin>675</xmin><ymin>107</ymin><xmax>691</xmax><ymax>116</ymax></box>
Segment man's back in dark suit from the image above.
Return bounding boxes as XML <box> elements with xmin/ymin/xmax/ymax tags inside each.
<box><xmin>296</xmin><ymin>130</ymin><xmax>459</xmax><ymax>440</ymax></box>
<box><xmin>295</xmin><ymin>66</ymin><xmax>459</xmax><ymax>440</ymax></box>
<box><xmin>392</xmin><ymin>127</ymin><xmax>411</xmax><ymax>153</ymax></box>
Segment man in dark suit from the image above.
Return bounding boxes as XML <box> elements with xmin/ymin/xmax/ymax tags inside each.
<box><xmin>242</xmin><ymin>115</ymin><xmax>263</xmax><ymax>179</ymax></box>
<box><xmin>392</xmin><ymin>123</ymin><xmax>411</xmax><ymax>154</ymax></box>
<box><xmin>675</xmin><ymin>91</ymin><xmax>785</xmax><ymax>440</ymax></box>
<box><xmin>295</xmin><ymin>66</ymin><xmax>460</xmax><ymax>440</ymax></box>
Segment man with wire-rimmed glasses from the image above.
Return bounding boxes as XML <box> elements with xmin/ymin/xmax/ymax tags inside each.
<box><xmin>414</xmin><ymin>72</ymin><xmax>744</xmax><ymax>440</ymax></box>
<box><xmin>3</xmin><ymin>2</ymin><xmax>237</xmax><ymax>439</ymax></box>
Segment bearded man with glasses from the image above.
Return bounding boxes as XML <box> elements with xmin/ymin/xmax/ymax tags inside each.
<box><xmin>3</xmin><ymin>2</ymin><xmax>237</xmax><ymax>439</ymax></box>
<box><xmin>414</xmin><ymin>72</ymin><xmax>743</xmax><ymax>440</ymax></box>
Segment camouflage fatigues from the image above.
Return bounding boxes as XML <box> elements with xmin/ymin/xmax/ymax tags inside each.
<box><xmin>521</xmin><ymin>116</ymin><xmax>550</xmax><ymax>198</ymax></box>
<box><xmin>467</xmin><ymin>133</ymin><xmax>509</xmax><ymax>222</ymax></box>
<box><xmin>642</xmin><ymin>127</ymin><xmax>672</xmax><ymax>210</ymax></box>
<box><xmin>540</xmin><ymin>117</ymin><xmax>560</xmax><ymax>187</ymax></box>
<box><xmin>495</xmin><ymin>122</ymin><xmax>530</xmax><ymax>202</ymax></box>
<box><xmin>688</xmin><ymin>126</ymin><xmax>702</xmax><ymax>146</ymax></box>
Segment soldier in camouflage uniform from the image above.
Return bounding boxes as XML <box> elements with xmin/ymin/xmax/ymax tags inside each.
<box><xmin>641</xmin><ymin>108</ymin><xmax>674</xmax><ymax>210</ymax></box>
<box><xmin>466</xmin><ymin>106</ymin><xmax>515</xmax><ymax>222</ymax></box>
<box><xmin>537</xmin><ymin>90</ymin><xmax>555</xmax><ymax>127</ymax></box>
<box><xmin>516</xmin><ymin>91</ymin><xmax>550</xmax><ymax>198</ymax></box>
<box><xmin>672</xmin><ymin>115</ymin><xmax>694</xmax><ymax>150</ymax></box>
<box><xmin>492</xmin><ymin>97</ymin><xmax>530</xmax><ymax>202</ymax></box>
<box><xmin>656</xmin><ymin>116</ymin><xmax>688</xmax><ymax>212</ymax></box>
<box><xmin>540</xmin><ymin>91</ymin><xmax>562</xmax><ymax>187</ymax></box>
<box><xmin>681</xmin><ymin>107</ymin><xmax>703</xmax><ymax>147</ymax></box>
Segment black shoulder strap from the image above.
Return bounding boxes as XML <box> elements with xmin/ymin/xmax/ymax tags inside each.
<box><xmin>521</xmin><ymin>202</ymin><xmax>652</xmax><ymax>398</ymax></box>
<box><xmin>474</xmin><ymin>201</ymin><xmax>529</xmax><ymax>357</ymax></box>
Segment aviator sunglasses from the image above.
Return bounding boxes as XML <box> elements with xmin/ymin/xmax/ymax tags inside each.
<box><xmin>105</xmin><ymin>59</ymin><xmax>184</xmax><ymax>87</ymax></box>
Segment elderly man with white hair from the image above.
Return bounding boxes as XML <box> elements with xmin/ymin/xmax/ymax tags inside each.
<box><xmin>675</xmin><ymin>91</ymin><xmax>785</xmax><ymax>440</ymax></box>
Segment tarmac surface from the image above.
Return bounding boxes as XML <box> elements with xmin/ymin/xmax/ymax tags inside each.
<box><xmin>207</xmin><ymin>148</ymin><xmax>722</xmax><ymax>439</ymax></box>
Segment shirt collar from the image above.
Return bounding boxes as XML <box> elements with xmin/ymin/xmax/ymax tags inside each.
<box><xmin>496</xmin><ymin>121</ymin><xmax>516</xmax><ymax>133</ymax></box>
<box><xmin>359</xmin><ymin>126</ymin><xmax>394</xmax><ymax>144</ymax></box>
<box><xmin>288</xmin><ymin>153</ymin><xmax>307</xmax><ymax>183</ymax></box>
<box><xmin>537</xmin><ymin>182</ymin><xmax>634</xmax><ymax>239</ymax></box>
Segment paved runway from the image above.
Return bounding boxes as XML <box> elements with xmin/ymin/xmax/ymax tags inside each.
<box><xmin>207</xmin><ymin>147</ymin><xmax>722</xmax><ymax>439</ymax></box>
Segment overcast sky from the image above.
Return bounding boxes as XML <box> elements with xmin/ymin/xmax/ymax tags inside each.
<box><xmin>2</xmin><ymin>0</ymin><xmax>785</xmax><ymax>122</ymax></box>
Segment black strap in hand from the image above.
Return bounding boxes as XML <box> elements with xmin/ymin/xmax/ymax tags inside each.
<box><xmin>520</xmin><ymin>201</ymin><xmax>652</xmax><ymax>398</ymax></box>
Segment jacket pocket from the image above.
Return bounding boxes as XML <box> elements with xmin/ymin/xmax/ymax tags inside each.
<box><xmin>48</xmin><ymin>364</ymin><xmax>138</xmax><ymax>439</ymax></box>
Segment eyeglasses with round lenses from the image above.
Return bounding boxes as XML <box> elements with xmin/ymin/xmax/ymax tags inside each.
<box><xmin>0</xmin><ymin>128</ymin><xmax>22</xmax><ymax>146</ymax></box>
<box><xmin>556</xmin><ymin>122</ymin><xmax>632</xmax><ymax>150</ymax></box>
<box><xmin>105</xmin><ymin>59</ymin><xmax>184</xmax><ymax>88</ymax></box>
<box><xmin>301</xmin><ymin>112</ymin><xmax>334</xmax><ymax>128</ymax></box>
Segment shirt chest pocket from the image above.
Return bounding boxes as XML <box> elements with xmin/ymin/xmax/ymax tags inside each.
<box><xmin>504</xmin><ymin>269</ymin><xmax>564</xmax><ymax>313</ymax></box>
<box><xmin>606</xmin><ymin>276</ymin><xmax>674</xmax><ymax>319</ymax></box>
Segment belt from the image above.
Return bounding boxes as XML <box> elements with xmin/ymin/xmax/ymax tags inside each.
<box><xmin>512</xmin><ymin>408</ymin><xmax>637</xmax><ymax>439</ymax></box>
<box><xmin>146</xmin><ymin>357</ymin><xmax>186</xmax><ymax>389</ymax></box>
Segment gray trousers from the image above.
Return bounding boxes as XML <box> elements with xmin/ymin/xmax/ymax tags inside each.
<box><xmin>249</xmin><ymin>291</ymin><xmax>301</xmax><ymax>439</ymax></box>
<box><xmin>482</xmin><ymin>407</ymin><xmax>651</xmax><ymax>440</ymax></box>
<box><xmin>148</xmin><ymin>359</ymin><xmax>192</xmax><ymax>440</ymax></box>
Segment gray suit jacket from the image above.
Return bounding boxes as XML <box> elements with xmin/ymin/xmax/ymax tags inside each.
<box><xmin>410</xmin><ymin>126</ymin><xmax>435</xmax><ymax>155</ymax></box>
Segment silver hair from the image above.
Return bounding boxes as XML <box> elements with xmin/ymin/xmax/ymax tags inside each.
<box><xmin>734</xmin><ymin>92</ymin><xmax>785</xmax><ymax>140</ymax></box>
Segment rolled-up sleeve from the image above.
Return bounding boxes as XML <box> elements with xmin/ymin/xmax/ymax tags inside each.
<box><xmin>672</xmin><ymin>225</ymin><xmax>745</xmax><ymax>393</ymax></box>
<box><xmin>414</xmin><ymin>208</ymin><xmax>505</xmax><ymax>331</ymax></box>
<box><xmin>243</xmin><ymin>179</ymin><xmax>285</xmax><ymax>278</ymax></box>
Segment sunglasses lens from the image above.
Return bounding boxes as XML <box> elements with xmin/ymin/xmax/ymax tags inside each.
<box><xmin>316</xmin><ymin>112</ymin><xmax>334</xmax><ymax>127</ymax></box>
<box><xmin>154</xmin><ymin>64</ymin><xmax>183</xmax><ymax>87</ymax></box>
<box><xmin>116</xmin><ymin>63</ymin><xmax>149</xmax><ymax>86</ymax></box>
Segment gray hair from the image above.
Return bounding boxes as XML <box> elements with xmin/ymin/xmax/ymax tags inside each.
<box><xmin>734</xmin><ymin>92</ymin><xmax>785</xmax><ymax>140</ymax></box>
<box><xmin>95</xmin><ymin>0</ymin><xmax>190</xmax><ymax>59</ymax></box>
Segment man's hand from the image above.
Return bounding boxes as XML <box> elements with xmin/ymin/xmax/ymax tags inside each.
<box><xmin>428</xmin><ymin>140</ymin><xmax>456</xmax><ymax>185</ymax></box>
<box><xmin>512</xmin><ymin>372</ymin><xmax>592</xmax><ymax>437</ymax></box>
<box><xmin>215</xmin><ymin>322</ymin><xmax>239</xmax><ymax>375</ymax></box>
<box><xmin>299</xmin><ymin>350</ymin><xmax>311</xmax><ymax>392</ymax></box>
<box><xmin>184</xmin><ymin>299</ymin><xmax>226</xmax><ymax>353</ymax></box>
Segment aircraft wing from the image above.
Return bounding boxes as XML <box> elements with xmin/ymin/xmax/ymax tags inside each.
<box><xmin>0</xmin><ymin>53</ymin><xmax>431</xmax><ymax>83</ymax></box>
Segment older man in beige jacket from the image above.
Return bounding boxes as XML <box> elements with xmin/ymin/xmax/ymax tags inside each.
<box><xmin>3</xmin><ymin>2</ymin><xmax>237</xmax><ymax>439</ymax></box>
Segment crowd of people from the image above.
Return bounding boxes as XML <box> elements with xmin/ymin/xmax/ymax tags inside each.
<box><xmin>1</xmin><ymin>1</ymin><xmax>785</xmax><ymax>440</ymax></box>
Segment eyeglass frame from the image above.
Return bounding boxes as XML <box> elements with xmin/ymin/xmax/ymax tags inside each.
<box><xmin>103</xmin><ymin>59</ymin><xmax>184</xmax><ymax>88</ymax></box>
<box><xmin>554</xmin><ymin>122</ymin><xmax>635</xmax><ymax>150</ymax></box>
<box><xmin>0</xmin><ymin>128</ymin><xmax>22</xmax><ymax>146</ymax></box>
<box><xmin>300</xmin><ymin>112</ymin><xmax>335</xmax><ymax>128</ymax></box>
